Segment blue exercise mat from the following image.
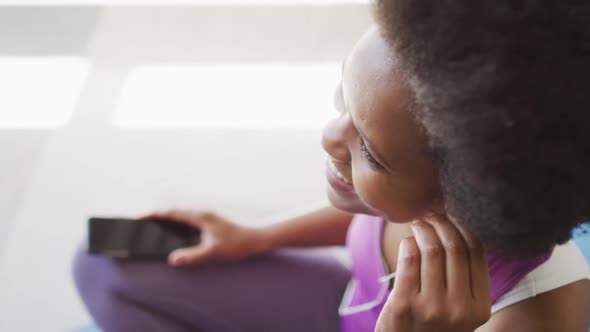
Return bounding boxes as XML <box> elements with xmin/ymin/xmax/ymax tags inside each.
<box><xmin>73</xmin><ymin>324</ymin><xmax>101</xmax><ymax>332</ymax></box>
<box><xmin>573</xmin><ymin>226</ymin><xmax>590</xmax><ymax>265</ymax></box>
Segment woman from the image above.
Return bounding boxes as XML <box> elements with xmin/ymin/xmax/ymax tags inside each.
<box><xmin>74</xmin><ymin>2</ymin><xmax>590</xmax><ymax>331</ymax></box>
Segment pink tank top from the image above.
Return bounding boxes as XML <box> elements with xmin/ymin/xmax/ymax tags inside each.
<box><xmin>339</xmin><ymin>214</ymin><xmax>552</xmax><ymax>332</ymax></box>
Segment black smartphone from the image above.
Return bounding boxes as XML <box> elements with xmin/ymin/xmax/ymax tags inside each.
<box><xmin>88</xmin><ymin>217</ymin><xmax>201</xmax><ymax>259</ymax></box>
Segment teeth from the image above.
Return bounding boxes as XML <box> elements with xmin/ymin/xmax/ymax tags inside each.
<box><xmin>328</xmin><ymin>160</ymin><xmax>352</xmax><ymax>185</ymax></box>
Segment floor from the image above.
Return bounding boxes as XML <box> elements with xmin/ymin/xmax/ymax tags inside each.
<box><xmin>0</xmin><ymin>5</ymin><xmax>371</xmax><ymax>331</ymax></box>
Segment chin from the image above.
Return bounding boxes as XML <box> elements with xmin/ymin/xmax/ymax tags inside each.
<box><xmin>327</xmin><ymin>189</ymin><xmax>375</xmax><ymax>215</ymax></box>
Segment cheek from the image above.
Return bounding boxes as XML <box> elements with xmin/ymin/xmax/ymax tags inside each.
<box><xmin>353</xmin><ymin>167</ymin><xmax>438</xmax><ymax>222</ymax></box>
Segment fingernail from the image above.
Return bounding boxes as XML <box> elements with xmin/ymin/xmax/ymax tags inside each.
<box><xmin>410</xmin><ymin>220</ymin><xmax>423</xmax><ymax>230</ymax></box>
<box><xmin>399</xmin><ymin>237</ymin><xmax>409</xmax><ymax>255</ymax></box>
<box><xmin>169</xmin><ymin>251</ymin><xmax>185</xmax><ymax>266</ymax></box>
<box><xmin>170</xmin><ymin>258</ymin><xmax>184</xmax><ymax>267</ymax></box>
<box><xmin>426</xmin><ymin>213</ymin><xmax>446</xmax><ymax>223</ymax></box>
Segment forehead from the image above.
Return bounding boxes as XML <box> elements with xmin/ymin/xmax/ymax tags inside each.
<box><xmin>344</xmin><ymin>29</ymin><xmax>410</xmax><ymax>119</ymax></box>
<box><xmin>345</xmin><ymin>30</ymin><xmax>415</xmax><ymax>132</ymax></box>
<box><xmin>343</xmin><ymin>29</ymin><xmax>427</xmax><ymax>167</ymax></box>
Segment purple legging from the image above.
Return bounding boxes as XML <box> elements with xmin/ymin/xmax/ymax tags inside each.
<box><xmin>73</xmin><ymin>245</ymin><xmax>351</xmax><ymax>332</ymax></box>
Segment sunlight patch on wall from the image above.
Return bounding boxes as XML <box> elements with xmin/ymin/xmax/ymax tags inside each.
<box><xmin>114</xmin><ymin>64</ymin><xmax>340</xmax><ymax>129</ymax></box>
<box><xmin>0</xmin><ymin>57</ymin><xmax>89</xmax><ymax>129</ymax></box>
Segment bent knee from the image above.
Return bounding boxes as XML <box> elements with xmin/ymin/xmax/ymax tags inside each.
<box><xmin>73</xmin><ymin>243</ymin><xmax>175</xmax><ymax>303</ymax></box>
<box><xmin>73</xmin><ymin>244</ymin><xmax>113</xmax><ymax>301</ymax></box>
<box><xmin>72</xmin><ymin>244</ymin><xmax>135</xmax><ymax>305</ymax></box>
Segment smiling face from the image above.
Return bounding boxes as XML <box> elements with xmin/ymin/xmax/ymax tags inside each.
<box><xmin>321</xmin><ymin>28</ymin><xmax>441</xmax><ymax>223</ymax></box>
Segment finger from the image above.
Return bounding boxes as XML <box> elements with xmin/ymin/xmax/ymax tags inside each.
<box><xmin>138</xmin><ymin>212</ymin><xmax>161</xmax><ymax>220</ymax></box>
<box><xmin>447</xmin><ymin>212</ymin><xmax>490</xmax><ymax>301</ymax></box>
<box><xmin>425</xmin><ymin>214</ymin><xmax>470</xmax><ymax>297</ymax></box>
<box><xmin>150</xmin><ymin>210</ymin><xmax>208</xmax><ymax>228</ymax></box>
<box><xmin>411</xmin><ymin>220</ymin><xmax>446</xmax><ymax>296</ymax></box>
<box><xmin>138</xmin><ymin>211</ymin><xmax>181</xmax><ymax>220</ymax></box>
<box><xmin>168</xmin><ymin>245</ymin><xmax>212</xmax><ymax>266</ymax></box>
<box><xmin>391</xmin><ymin>236</ymin><xmax>421</xmax><ymax>298</ymax></box>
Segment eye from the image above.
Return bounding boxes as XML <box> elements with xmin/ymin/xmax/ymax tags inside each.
<box><xmin>359</xmin><ymin>137</ymin><xmax>382</xmax><ymax>169</ymax></box>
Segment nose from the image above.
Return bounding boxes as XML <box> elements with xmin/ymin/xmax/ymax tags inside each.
<box><xmin>321</xmin><ymin>113</ymin><xmax>352</xmax><ymax>164</ymax></box>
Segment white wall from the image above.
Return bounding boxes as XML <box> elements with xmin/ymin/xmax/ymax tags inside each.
<box><xmin>0</xmin><ymin>5</ymin><xmax>371</xmax><ymax>331</ymax></box>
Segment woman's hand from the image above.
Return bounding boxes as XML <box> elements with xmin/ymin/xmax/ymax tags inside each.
<box><xmin>375</xmin><ymin>214</ymin><xmax>491</xmax><ymax>332</ymax></box>
<box><xmin>142</xmin><ymin>210</ymin><xmax>268</xmax><ymax>267</ymax></box>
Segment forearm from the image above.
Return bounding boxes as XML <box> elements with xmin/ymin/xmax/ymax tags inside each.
<box><xmin>256</xmin><ymin>206</ymin><xmax>354</xmax><ymax>252</ymax></box>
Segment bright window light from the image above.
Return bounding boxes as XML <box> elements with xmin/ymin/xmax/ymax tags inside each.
<box><xmin>114</xmin><ymin>64</ymin><xmax>341</xmax><ymax>129</ymax></box>
<box><xmin>0</xmin><ymin>57</ymin><xmax>89</xmax><ymax>129</ymax></box>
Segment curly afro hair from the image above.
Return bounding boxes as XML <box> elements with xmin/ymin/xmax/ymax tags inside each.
<box><xmin>374</xmin><ymin>0</ymin><xmax>590</xmax><ymax>258</ymax></box>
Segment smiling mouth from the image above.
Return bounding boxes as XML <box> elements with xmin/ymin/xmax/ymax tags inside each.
<box><xmin>327</xmin><ymin>159</ymin><xmax>353</xmax><ymax>185</ymax></box>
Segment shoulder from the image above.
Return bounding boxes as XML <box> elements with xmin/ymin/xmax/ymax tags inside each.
<box><xmin>478</xmin><ymin>279</ymin><xmax>590</xmax><ymax>332</ymax></box>
<box><xmin>478</xmin><ymin>241</ymin><xmax>590</xmax><ymax>332</ymax></box>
